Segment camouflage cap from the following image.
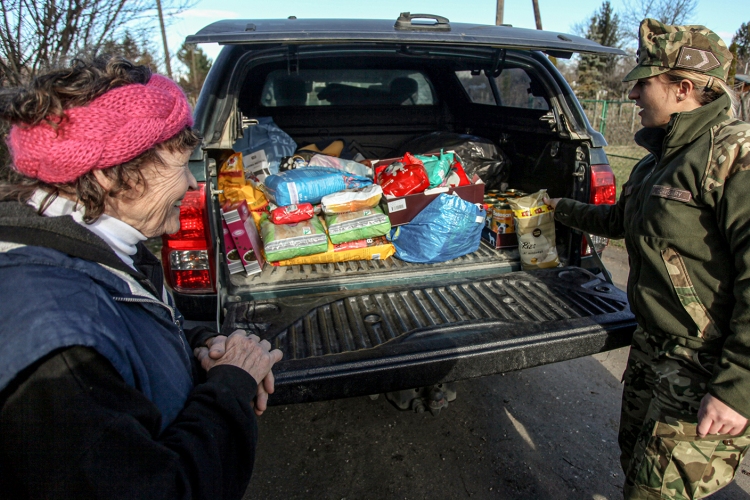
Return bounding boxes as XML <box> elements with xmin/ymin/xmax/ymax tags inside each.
<box><xmin>622</xmin><ymin>18</ymin><xmax>732</xmax><ymax>82</ymax></box>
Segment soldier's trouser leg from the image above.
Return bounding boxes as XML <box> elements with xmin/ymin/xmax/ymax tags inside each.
<box><xmin>620</xmin><ymin>330</ymin><xmax>750</xmax><ymax>499</ymax></box>
<box><xmin>619</xmin><ymin>327</ymin><xmax>657</xmax><ymax>473</ymax></box>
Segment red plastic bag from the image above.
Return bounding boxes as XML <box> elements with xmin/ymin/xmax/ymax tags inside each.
<box><xmin>270</xmin><ymin>203</ymin><xmax>314</xmax><ymax>224</ymax></box>
<box><xmin>377</xmin><ymin>153</ymin><xmax>430</xmax><ymax>197</ymax></box>
<box><xmin>441</xmin><ymin>158</ymin><xmax>471</xmax><ymax>187</ymax></box>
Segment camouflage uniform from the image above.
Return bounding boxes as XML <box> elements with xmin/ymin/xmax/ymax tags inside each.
<box><xmin>554</xmin><ymin>19</ymin><xmax>750</xmax><ymax>499</ymax></box>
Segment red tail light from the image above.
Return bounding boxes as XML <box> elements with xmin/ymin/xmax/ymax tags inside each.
<box><xmin>582</xmin><ymin>163</ymin><xmax>616</xmax><ymax>256</ymax></box>
<box><xmin>162</xmin><ymin>182</ymin><xmax>216</xmax><ymax>293</ymax></box>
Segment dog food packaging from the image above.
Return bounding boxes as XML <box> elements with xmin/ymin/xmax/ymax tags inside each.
<box><xmin>269</xmin><ymin>203</ymin><xmax>315</xmax><ymax>224</ymax></box>
<box><xmin>506</xmin><ymin>189</ymin><xmax>559</xmax><ymax>270</ymax></box>
<box><xmin>320</xmin><ymin>185</ymin><xmax>383</xmax><ymax>215</ymax></box>
<box><xmin>325</xmin><ymin>206</ymin><xmax>392</xmax><ymax>245</ymax></box>
<box><xmin>260</xmin><ymin>214</ymin><xmax>329</xmax><ymax>262</ymax></box>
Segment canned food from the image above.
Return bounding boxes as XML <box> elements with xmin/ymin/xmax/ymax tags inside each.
<box><xmin>491</xmin><ymin>203</ymin><xmax>515</xmax><ymax>234</ymax></box>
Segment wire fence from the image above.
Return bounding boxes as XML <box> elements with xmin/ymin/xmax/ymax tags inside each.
<box><xmin>582</xmin><ymin>90</ymin><xmax>750</xmax><ymax>145</ymax></box>
<box><xmin>580</xmin><ymin>99</ymin><xmax>642</xmax><ymax>145</ymax></box>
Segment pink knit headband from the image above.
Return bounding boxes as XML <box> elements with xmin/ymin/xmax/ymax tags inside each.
<box><xmin>7</xmin><ymin>74</ymin><xmax>194</xmax><ymax>183</ymax></box>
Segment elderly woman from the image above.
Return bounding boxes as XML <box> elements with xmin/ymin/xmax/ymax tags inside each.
<box><xmin>0</xmin><ymin>57</ymin><xmax>282</xmax><ymax>499</ymax></box>
<box><xmin>547</xmin><ymin>19</ymin><xmax>750</xmax><ymax>499</ymax></box>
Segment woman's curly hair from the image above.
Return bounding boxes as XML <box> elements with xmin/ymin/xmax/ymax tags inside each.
<box><xmin>0</xmin><ymin>55</ymin><xmax>200</xmax><ymax>222</ymax></box>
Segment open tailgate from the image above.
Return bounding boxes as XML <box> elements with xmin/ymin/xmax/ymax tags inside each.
<box><xmin>222</xmin><ymin>266</ymin><xmax>635</xmax><ymax>404</ymax></box>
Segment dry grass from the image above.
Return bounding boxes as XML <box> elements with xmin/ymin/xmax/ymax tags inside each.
<box><xmin>603</xmin><ymin>145</ymin><xmax>648</xmax><ymax>248</ymax></box>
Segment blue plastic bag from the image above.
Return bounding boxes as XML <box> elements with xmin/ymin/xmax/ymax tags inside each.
<box><xmin>264</xmin><ymin>167</ymin><xmax>372</xmax><ymax>206</ymax></box>
<box><xmin>233</xmin><ymin>117</ymin><xmax>297</xmax><ymax>178</ymax></box>
<box><xmin>389</xmin><ymin>193</ymin><xmax>486</xmax><ymax>263</ymax></box>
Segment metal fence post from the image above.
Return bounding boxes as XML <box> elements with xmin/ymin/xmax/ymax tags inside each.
<box><xmin>599</xmin><ymin>100</ymin><xmax>609</xmax><ymax>135</ymax></box>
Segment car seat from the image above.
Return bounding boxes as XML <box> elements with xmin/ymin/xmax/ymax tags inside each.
<box><xmin>273</xmin><ymin>75</ymin><xmax>307</xmax><ymax>106</ymax></box>
<box><xmin>389</xmin><ymin>77</ymin><xmax>418</xmax><ymax>104</ymax></box>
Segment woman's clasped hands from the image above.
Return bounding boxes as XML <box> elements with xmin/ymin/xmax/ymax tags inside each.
<box><xmin>194</xmin><ymin>330</ymin><xmax>283</xmax><ymax>416</ymax></box>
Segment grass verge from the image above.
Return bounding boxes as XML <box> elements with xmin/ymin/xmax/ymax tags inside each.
<box><xmin>603</xmin><ymin>145</ymin><xmax>647</xmax><ymax>248</ymax></box>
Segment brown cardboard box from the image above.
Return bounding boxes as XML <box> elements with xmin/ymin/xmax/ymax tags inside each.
<box><xmin>481</xmin><ymin>227</ymin><xmax>519</xmax><ymax>249</ymax></box>
<box><xmin>380</xmin><ymin>180</ymin><xmax>485</xmax><ymax>226</ymax></box>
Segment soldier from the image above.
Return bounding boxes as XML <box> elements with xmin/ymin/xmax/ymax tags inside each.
<box><xmin>546</xmin><ymin>19</ymin><xmax>750</xmax><ymax>499</ymax></box>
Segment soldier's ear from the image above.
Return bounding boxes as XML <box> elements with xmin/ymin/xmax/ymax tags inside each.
<box><xmin>675</xmin><ymin>79</ymin><xmax>695</xmax><ymax>102</ymax></box>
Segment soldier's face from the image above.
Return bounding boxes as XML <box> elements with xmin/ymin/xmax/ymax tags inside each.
<box><xmin>628</xmin><ymin>76</ymin><xmax>679</xmax><ymax>128</ymax></box>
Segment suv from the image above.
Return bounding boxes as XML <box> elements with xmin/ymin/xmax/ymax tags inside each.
<box><xmin>162</xmin><ymin>14</ymin><xmax>636</xmax><ymax>409</ymax></box>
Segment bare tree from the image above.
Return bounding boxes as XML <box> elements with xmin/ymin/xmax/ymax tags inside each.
<box><xmin>0</xmin><ymin>0</ymin><xmax>193</xmax><ymax>86</ymax></box>
<box><xmin>620</xmin><ymin>0</ymin><xmax>697</xmax><ymax>42</ymax></box>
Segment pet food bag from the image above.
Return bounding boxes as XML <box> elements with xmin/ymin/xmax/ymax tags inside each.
<box><xmin>269</xmin><ymin>203</ymin><xmax>315</xmax><ymax>224</ymax></box>
<box><xmin>263</xmin><ymin>167</ymin><xmax>372</xmax><ymax>206</ymax></box>
<box><xmin>415</xmin><ymin>151</ymin><xmax>453</xmax><ymax>188</ymax></box>
<box><xmin>271</xmin><ymin>236</ymin><xmax>395</xmax><ymax>266</ymax></box>
<box><xmin>377</xmin><ymin>153</ymin><xmax>430</xmax><ymax>197</ymax></box>
<box><xmin>506</xmin><ymin>189</ymin><xmax>559</xmax><ymax>270</ymax></box>
<box><xmin>325</xmin><ymin>206</ymin><xmax>392</xmax><ymax>245</ymax></box>
<box><xmin>389</xmin><ymin>193</ymin><xmax>485</xmax><ymax>264</ymax></box>
<box><xmin>308</xmin><ymin>154</ymin><xmax>372</xmax><ymax>177</ymax></box>
<box><xmin>320</xmin><ymin>185</ymin><xmax>382</xmax><ymax>214</ymax></box>
<box><xmin>260</xmin><ymin>214</ymin><xmax>329</xmax><ymax>262</ymax></box>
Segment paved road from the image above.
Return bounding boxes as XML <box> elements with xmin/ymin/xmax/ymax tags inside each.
<box><xmin>243</xmin><ymin>246</ymin><xmax>750</xmax><ymax>499</ymax></box>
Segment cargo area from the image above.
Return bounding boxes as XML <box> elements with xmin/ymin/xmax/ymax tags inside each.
<box><xmin>228</xmin><ymin>240</ymin><xmax>520</xmax><ymax>299</ymax></box>
<box><xmin>205</xmin><ymin>44</ymin><xmax>596</xmax><ymax>307</ymax></box>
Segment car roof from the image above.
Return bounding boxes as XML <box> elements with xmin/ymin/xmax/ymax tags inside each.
<box><xmin>186</xmin><ymin>17</ymin><xmax>626</xmax><ymax>57</ymax></box>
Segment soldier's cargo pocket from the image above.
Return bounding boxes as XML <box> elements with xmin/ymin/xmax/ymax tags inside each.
<box><xmin>661</xmin><ymin>248</ymin><xmax>721</xmax><ymax>341</ymax></box>
<box><xmin>634</xmin><ymin>418</ymin><xmax>750</xmax><ymax>499</ymax></box>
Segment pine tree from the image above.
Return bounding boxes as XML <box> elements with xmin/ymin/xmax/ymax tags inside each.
<box><xmin>177</xmin><ymin>43</ymin><xmax>212</xmax><ymax>104</ymax></box>
<box><xmin>99</xmin><ymin>32</ymin><xmax>159</xmax><ymax>71</ymax></box>
<box><xmin>575</xmin><ymin>1</ymin><xmax>625</xmax><ymax>99</ymax></box>
<box><xmin>733</xmin><ymin>22</ymin><xmax>750</xmax><ymax>75</ymax></box>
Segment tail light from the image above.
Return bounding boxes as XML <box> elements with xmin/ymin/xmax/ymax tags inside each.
<box><xmin>582</xmin><ymin>163</ymin><xmax>616</xmax><ymax>256</ymax></box>
<box><xmin>162</xmin><ymin>182</ymin><xmax>216</xmax><ymax>293</ymax></box>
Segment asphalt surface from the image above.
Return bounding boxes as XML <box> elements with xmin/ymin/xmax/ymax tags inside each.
<box><xmin>243</xmin><ymin>246</ymin><xmax>750</xmax><ymax>499</ymax></box>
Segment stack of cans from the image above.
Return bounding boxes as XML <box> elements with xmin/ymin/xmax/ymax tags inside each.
<box><xmin>482</xmin><ymin>189</ymin><xmax>526</xmax><ymax>249</ymax></box>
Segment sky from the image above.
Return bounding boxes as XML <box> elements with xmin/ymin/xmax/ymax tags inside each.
<box><xmin>162</xmin><ymin>0</ymin><xmax>749</xmax><ymax>71</ymax></box>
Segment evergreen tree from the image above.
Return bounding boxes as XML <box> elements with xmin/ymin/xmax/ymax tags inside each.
<box><xmin>576</xmin><ymin>1</ymin><xmax>624</xmax><ymax>99</ymax></box>
<box><xmin>99</xmin><ymin>32</ymin><xmax>159</xmax><ymax>71</ymax></box>
<box><xmin>733</xmin><ymin>22</ymin><xmax>750</xmax><ymax>75</ymax></box>
<box><xmin>177</xmin><ymin>43</ymin><xmax>212</xmax><ymax>104</ymax></box>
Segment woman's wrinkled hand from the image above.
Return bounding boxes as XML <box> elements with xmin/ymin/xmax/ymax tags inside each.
<box><xmin>194</xmin><ymin>330</ymin><xmax>283</xmax><ymax>416</ymax></box>
<box><xmin>697</xmin><ymin>393</ymin><xmax>748</xmax><ymax>437</ymax></box>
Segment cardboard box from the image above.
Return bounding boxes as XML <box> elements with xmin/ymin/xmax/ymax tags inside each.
<box><xmin>482</xmin><ymin>227</ymin><xmax>519</xmax><ymax>249</ymax></box>
<box><xmin>373</xmin><ymin>153</ymin><xmax>485</xmax><ymax>226</ymax></box>
<box><xmin>221</xmin><ymin>200</ymin><xmax>266</xmax><ymax>275</ymax></box>
<box><xmin>380</xmin><ymin>181</ymin><xmax>485</xmax><ymax>226</ymax></box>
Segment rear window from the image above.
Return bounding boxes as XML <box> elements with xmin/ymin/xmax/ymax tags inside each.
<box><xmin>260</xmin><ymin>69</ymin><xmax>436</xmax><ymax>107</ymax></box>
<box><xmin>456</xmin><ymin>68</ymin><xmax>549</xmax><ymax>110</ymax></box>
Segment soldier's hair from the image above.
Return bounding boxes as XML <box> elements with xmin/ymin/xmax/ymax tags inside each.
<box><xmin>0</xmin><ymin>56</ymin><xmax>199</xmax><ymax>222</ymax></box>
<box><xmin>662</xmin><ymin>70</ymin><xmax>740</xmax><ymax>118</ymax></box>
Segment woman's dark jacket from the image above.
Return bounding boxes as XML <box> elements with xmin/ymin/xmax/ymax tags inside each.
<box><xmin>0</xmin><ymin>200</ymin><xmax>258</xmax><ymax>499</ymax></box>
<box><xmin>554</xmin><ymin>94</ymin><xmax>750</xmax><ymax>418</ymax></box>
